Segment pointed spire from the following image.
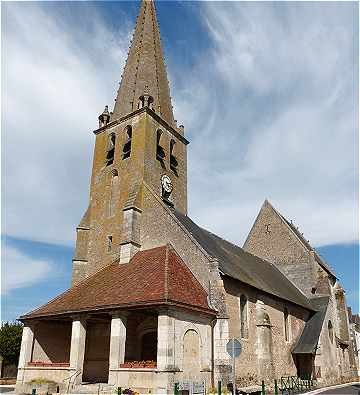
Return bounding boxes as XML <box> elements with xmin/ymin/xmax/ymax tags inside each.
<box><xmin>111</xmin><ymin>0</ymin><xmax>175</xmax><ymax>127</ymax></box>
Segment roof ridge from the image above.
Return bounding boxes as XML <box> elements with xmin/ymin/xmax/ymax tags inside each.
<box><xmin>166</xmin><ymin>243</ymin><xmax>209</xmax><ymax>296</ymax></box>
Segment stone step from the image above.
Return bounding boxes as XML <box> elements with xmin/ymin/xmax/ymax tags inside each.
<box><xmin>67</xmin><ymin>383</ymin><xmax>115</xmax><ymax>394</ymax></box>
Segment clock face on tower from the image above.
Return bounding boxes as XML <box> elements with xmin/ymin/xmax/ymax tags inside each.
<box><xmin>161</xmin><ymin>174</ymin><xmax>173</xmax><ymax>193</ymax></box>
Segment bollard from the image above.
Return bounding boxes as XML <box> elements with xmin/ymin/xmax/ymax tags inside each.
<box><xmin>32</xmin><ymin>389</ymin><xmax>36</xmax><ymax>395</ymax></box>
<box><xmin>117</xmin><ymin>387</ymin><xmax>121</xmax><ymax>395</ymax></box>
<box><xmin>56</xmin><ymin>386</ymin><xmax>60</xmax><ymax>393</ymax></box>
<box><xmin>274</xmin><ymin>379</ymin><xmax>278</xmax><ymax>395</ymax></box>
<box><xmin>174</xmin><ymin>382</ymin><xmax>179</xmax><ymax>395</ymax></box>
<box><xmin>261</xmin><ymin>380</ymin><xmax>265</xmax><ymax>395</ymax></box>
<box><xmin>217</xmin><ymin>381</ymin><xmax>221</xmax><ymax>395</ymax></box>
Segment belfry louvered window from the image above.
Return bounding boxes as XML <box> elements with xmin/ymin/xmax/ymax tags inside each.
<box><xmin>170</xmin><ymin>139</ymin><xmax>178</xmax><ymax>174</ymax></box>
<box><xmin>108</xmin><ymin>169</ymin><xmax>119</xmax><ymax>217</ymax></box>
<box><xmin>106</xmin><ymin>133</ymin><xmax>116</xmax><ymax>166</ymax></box>
<box><xmin>156</xmin><ymin>130</ymin><xmax>165</xmax><ymax>161</ymax></box>
<box><xmin>122</xmin><ymin>126</ymin><xmax>132</xmax><ymax>160</ymax></box>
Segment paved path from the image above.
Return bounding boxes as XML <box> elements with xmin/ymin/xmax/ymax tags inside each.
<box><xmin>305</xmin><ymin>383</ymin><xmax>360</xmax><ymax>395</ymax></box>
<box><xmin>318</xmin><ymin>383</ymin><xmax>360</xmax><ymax>394</ymax></box>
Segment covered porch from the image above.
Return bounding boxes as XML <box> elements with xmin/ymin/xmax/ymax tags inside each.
<box><xmin>17</xmin><ymin>307</ymin><xmax>214</xmax><ymax>393</ymax></box>
<box><xmin>16</xmin><ymin>245</ymin><xmax>216</xmax><ymax>393</ymax></box>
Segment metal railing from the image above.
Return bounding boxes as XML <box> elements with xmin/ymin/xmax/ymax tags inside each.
<box><xmin>63</xmin><ymin>369</ymin><xmax>82</xmax><ymax>393</ymax></box>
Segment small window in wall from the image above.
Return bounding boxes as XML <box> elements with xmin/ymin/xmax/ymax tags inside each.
<box><xmin>122</xmin><ymin>126</ymin><xmax>132</xmax><ymax>160</ymax></box>
<box><xmin>156</xmin><ymin>130</ymin><xmax>165</xmax><ymax>162</ymax></box>
<box><xmin>284</xmin><ymin>307</ymin><xmax>290</xmax><ymax>341</ymax></box>
<box><xmin>170</xmin><ymin>139</ymin><xmax>178</xmax><ymax>174</ymax></box>
<box><xmin>108</xmin><ymin>170</ymin><xmax>119</xmax><ymax>217</ymax></box>
<box><xmin>240</xmin><ymin>295</ymin><xmax>248</xmax><ymax>338</ymax></box>
<box><xmin>328</xmin><ymin>321</ymin><xmax>334</xmax><ymax>343</ymax></box>
<box><xmin>106</xmin><ymin>133</ymin><xmax>116</xmax><ymax>166</ymax></box>
<box><xmin>107</xmin><ymin>235</ymin><xmax>113</xmax><ymax>252</ymax></box>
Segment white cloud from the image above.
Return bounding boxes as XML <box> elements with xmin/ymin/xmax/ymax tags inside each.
<box><xmin>173</xmin><ymin>1</ymin><xmax>358</xmax><ymax>247</ymax></box>
<box><xmin>1</xmin><ymin>244</ymin><xmax>52</xmax><ymax>294</ymax></box>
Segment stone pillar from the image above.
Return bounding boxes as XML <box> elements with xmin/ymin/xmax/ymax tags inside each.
<box><xmin>69</xmin><ymin>318</ymin><xmax>86</xmax><ymax>385</ymax></box>
<box><xmin>16</xmin><ymin>324</ymin><xmax>35</xmax><ymax>385</ymax></box>
<box><xmin>156</xmin><ymin>310</ymin><xmax>175</xmax><ymax>395</ymax></box>
<box><xmin>255</xmin><ymin>300</ymin><xmax>274</xmax><ymax>380</ymax></box>
<box><xmin>108</xmin><ymin>313</ymin><xmax>127</xmax><ymax>385</ymax></box>
<box><xmin>157</xmin><ymin>311</ymin><xmax>175</xmax><ymax>370</ymax></box>
<box><xmin>213</xmin><ymin>318</ymin><xmax>231</xmax><ymax>385</ymax></box>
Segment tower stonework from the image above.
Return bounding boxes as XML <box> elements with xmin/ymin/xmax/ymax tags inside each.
<box><xmin>72</xmin><ymin>0</ymin><xmax>188</xmax><ymax>285</ymax></box>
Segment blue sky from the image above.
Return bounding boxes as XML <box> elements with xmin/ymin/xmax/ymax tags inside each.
<box><xmin>1</xmin><ymin>1</ymin><xmax>359</xmax><ymax>322</ymax></box>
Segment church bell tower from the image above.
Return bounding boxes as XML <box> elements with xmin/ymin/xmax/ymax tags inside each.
<box><xmin>72</xmin><ymin>0</ymin><xmax>188</xmax><ymax>285</ymax></box>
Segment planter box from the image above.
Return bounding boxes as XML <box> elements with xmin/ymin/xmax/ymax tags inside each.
<box><xmin>119</xmin><ymin>362</ymin><xmax>156</xmax><ymax>369</ymax></box>
<box><xmin>28</xmin><ymin>362</ymin><xmax>69</xmax><ymax>368</ymax></box>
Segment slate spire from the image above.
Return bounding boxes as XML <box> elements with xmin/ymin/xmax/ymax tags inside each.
<box><xmin>111</xmin><ymin>0</ymin><xmax>175</xmax><ymax>126</ymax></box>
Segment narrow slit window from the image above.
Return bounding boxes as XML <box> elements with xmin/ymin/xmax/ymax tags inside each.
<box><xmin>170</xmin><ymin>139</ymin><xmax>178</xmax><ymax>173</ymax></box>
<box><xmin>107</xmin><ymin>235</ymin><xmax>113</xmax><ymax>252</ymax></box>
<box><xmin>240</xmin><ymin>295</ymin><xmax>248</xmax><ymax>338</ymax></box>
<box><xmin>108</xmin><ymin>170</ymin><xmax>119</xmax><ymax>217</ymax></box>
<box><xmin>328</xmin><ymin>320</ymin><xmax>334</xmax><ymax>343</ymax></box>
<box><xmin>106</xmin><ymin>133</ymin><xmax>116</xmax><ymax>166</ymax></box>
<box><xmin>284</xmin><ymin>307</ymin><xmax>289</xmax><ymax>341</ymax></box>
<box><xmin>122</xmin><ymin>126</ymin><xmax>132</xmax><ymax>160</ymax></box>
<box><xmin>156</xmin><ymin>130</ymin><xmax>165</xmax><ymax>161</ymax></box>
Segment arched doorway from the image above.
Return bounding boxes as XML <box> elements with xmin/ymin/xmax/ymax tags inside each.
<box><xmin>183</xmin><ymin>329</ymin><xmax>200</xmax><ymax>376</ymax></box>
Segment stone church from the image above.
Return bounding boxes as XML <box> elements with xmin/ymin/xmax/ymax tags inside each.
<box><xmin>16</xmin><ymin>1</ymin><xmax>357</xmax><ymax>393</ymax></box>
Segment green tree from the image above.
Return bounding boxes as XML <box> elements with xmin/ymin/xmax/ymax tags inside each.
<box><xmin>0</xmin><ymin>322</ymin><xmax>23</xmax><ymax>364</ymax></box>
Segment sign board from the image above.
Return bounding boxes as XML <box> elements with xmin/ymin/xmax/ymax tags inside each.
<box><xmin>192</xmin><ymin>381</ymin><xmax>205</xmax><ymax>394</ymax></box>
<box><xmin>226</xmin><ymin>338</ymin><xmax>242</xmax><ymax>358</ymax></box>
<box><xmin>177</xmin><ymin>381</ymin><xmax>205</xmax><ymax>394</ymax></box>
<box><xmin>178</xmin><ymin>381</ymin><xmax>190</xmax><ymax>391</ymax></box>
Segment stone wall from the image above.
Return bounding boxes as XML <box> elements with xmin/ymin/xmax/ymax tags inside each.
<box><xmin>109</xmin><ymin>309</ymin><xmax>212</xmax><ymax>394</ymax></box>
<box><xmin>243</xmin><ymin>201</ymin><xmax>317</xmax><ymax>296</ymax></box>
<box><xmin>224</xmin><ymin>277</ymin><xmax>309</xmax><ymax>386</ymax></box>
<box><xmin>72</xmin><ymin>109</ymin><xmax>188</xmax><ymax>285</ymax></box>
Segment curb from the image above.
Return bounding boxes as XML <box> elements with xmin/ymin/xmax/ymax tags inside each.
<box><xmin>301</xmin><ymin>381</ymin><xmax>360</xmax><ymax>394</ymax></box>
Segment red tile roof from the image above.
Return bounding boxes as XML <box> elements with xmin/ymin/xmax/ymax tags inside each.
<box><xmin>21</xmin><ymin>245</ymin><xmax>215</xmax><ymax>319</ymax></box>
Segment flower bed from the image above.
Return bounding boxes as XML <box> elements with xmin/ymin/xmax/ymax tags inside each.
<box><xmin>28</xmin><ymin>362</ymin><xmax>70</xmax><ymax>367</ymax></box>
<box><xmin>119</xmin><ymin>360</ymin><xmax>156</xmax><ymax>369</ymax></box>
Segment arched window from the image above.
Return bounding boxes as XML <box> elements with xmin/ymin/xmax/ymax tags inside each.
<box><xmin>240</xmin><ymin>295</ymin><xmax>248</xmax><ymax>338</ymax></box>
<box><xmin>106</xmin><ymin>133</ymin><xmax>116</xmax><ymax>166</ymax></box>
<box><xmin>156</xmin><ymin>130</ymin><xmax>165</xmax><ymax>161</ymax></box>
<box><xmin>328</xmin><ymin>320</ymin><xmax>334</xmax><ymax>343</ymax></box>
<box><xmin>122</xmin><ymin>126</ymin><xmax>132</xmax><ymax>159</ymax></box>
<box><xmin>108</xmin><ymin>169</ymin><xmax>119</xmax><ymax>217</ymax></box>
<box><xmin>284</xmin><ymin>307</ymin><xmax>290</xmax><ymax>341</ymax></box>
<box><xmin>170</xmin><ymin>139</ymin><xmax>178</xmax><ymax>174</ymax></box>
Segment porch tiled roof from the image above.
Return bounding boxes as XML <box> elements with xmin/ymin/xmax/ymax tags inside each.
<box><xmin>20</xmin><ymin>245</ymin><xmax>214</xmax><ymax>319</ymax></box>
